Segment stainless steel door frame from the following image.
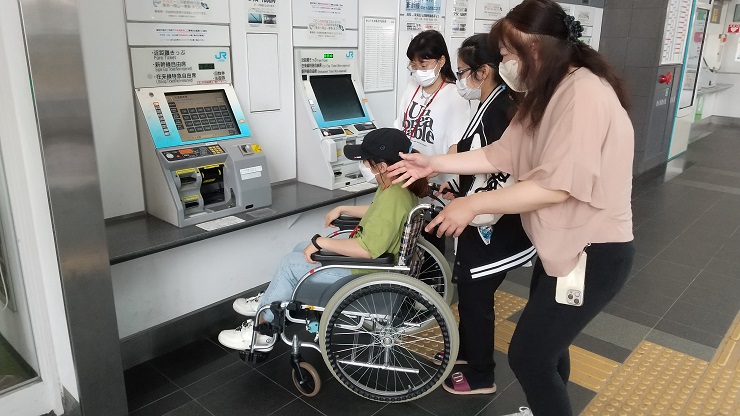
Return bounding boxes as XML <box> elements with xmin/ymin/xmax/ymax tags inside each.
<box><xmin>17</xmin><ymin>0</ymin><xmax>127</xmax><ymax>414</ymax></box>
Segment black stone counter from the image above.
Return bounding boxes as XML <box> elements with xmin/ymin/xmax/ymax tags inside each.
<box><xmin>105</xmin><ymin>180</ymin><xmax>375</xmax><ymax>265</ymax></box>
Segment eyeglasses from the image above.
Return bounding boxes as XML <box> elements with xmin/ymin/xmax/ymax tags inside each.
<box><xmin>455</xmin><ymin>67</ymin><xmax>473</xmax><ymax>80</ymax></box>
<box><xmin>407</xmin><ymin>59</ymin><xmax>439</xmax><ymax>71</ymax></box>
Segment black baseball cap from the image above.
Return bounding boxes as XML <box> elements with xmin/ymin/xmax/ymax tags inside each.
<box><xmin>343</xmin><ymin>128</ymin><xmax>411</xmax><ymax>165</ymax></box>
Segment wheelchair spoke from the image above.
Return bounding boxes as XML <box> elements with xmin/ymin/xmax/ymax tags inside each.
<box><xmin>322</xmin><ymin>275</ymin><xmax>456</xmax><ymax>401</ymax></box>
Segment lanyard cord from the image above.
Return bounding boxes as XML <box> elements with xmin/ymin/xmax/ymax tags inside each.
<box><xmin>403</xmin><ymin>82</ymin><xmax>444</xmax><ymax>140</ymax></box>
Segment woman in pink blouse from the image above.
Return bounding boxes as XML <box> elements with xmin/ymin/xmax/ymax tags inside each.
<box><xmin>389</xmin><ymin>1</ymin><xmax>634</xmax><ymax>415</ymax></box>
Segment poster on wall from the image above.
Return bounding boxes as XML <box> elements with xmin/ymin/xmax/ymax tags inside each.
<box><xmin>127</xmin><ymin>23</ymin><xmax>230</xmax><ymax>46</ymax></box>
<box><xmin>363</xmin><ymin>17</ymin><xmax>397</xmax><ymax>92</ymax></box>
<box><xmin>400</xmin><ymin>0</ymin><xmax>445</xmax><ymax>32</ymax></box>
<box><xmin>125</xmin><ymin>0</ymin><xmax>230</xmax><ymax>24</ymax></box>
<box><xmin>660</xmin><ymin>0</ymin><xmax>693</xmax><ymax>65</ymax></box>
<box><xmin>130</xmin><ymin>47</ymin><xmax>232</xmax><ymax>88</ymax></box>
<box><xmin>451</xmin><ymin>0</ymin><xmax>469</xmax><ymax>38</ymax></box>
<box><xmin>476</xmin><ymin>0</ymin><xmax>508</xmax><ymax>21</ymax></box>
<box><xmin>474</xmin><ymin>19</ymin><xmax>494</xmax><ymax>34</ymax></box>
<box><xmin>307</xmin><ymin>0</ymin><xmax>348</xmax><ymax>40</ymax></box>
<box><xmin>246</xmin><ymin>0</ymin><xmax>278</xmax><ymax>33</ymax></box>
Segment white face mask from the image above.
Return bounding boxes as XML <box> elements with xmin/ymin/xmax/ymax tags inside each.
<box><xmin>412</xmin><ymin>62</ymin><xmax>440</xmax><ymax>87</ymax></box>
<box><xmin>357</xmin><ymin>161</ymin><xmax>377</xmax><ymax>184</ymax></box>
<box><xmin>499</xmin><ymin>60</ymin><xmax>526</xmax><ymax>93</ymax></box>
<box><xmin>456</xmin><ymin>75</ymin><xmax>482</xmax><ymax>101</ymax></box>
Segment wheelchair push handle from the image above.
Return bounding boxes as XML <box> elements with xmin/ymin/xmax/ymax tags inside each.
<box><xmin>428</xmin><ymin>182</ymin><xmax>460</xmax><ymax>199</ymax></box>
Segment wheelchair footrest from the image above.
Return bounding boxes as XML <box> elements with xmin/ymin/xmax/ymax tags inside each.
<box><xmin>241</xmin><ymin>350</ymin><xmax>270</xmax><ymax>364</ymax></box>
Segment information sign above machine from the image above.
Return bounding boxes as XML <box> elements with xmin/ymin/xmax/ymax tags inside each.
<box><xmin>130</xmin><ymin>47</ymin><xmax>232</xmax><ymax>88</ymax></box>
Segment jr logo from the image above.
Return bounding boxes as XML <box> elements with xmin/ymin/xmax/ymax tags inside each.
<box><xmin>346</xmin><ymin>51</ymin><xmax>354</xmax><ymax>59</ymax></box>
<box><xmin>215</xmin><ymin>51</ymin><xmax>228</xmax><ymax>62</ymax></box>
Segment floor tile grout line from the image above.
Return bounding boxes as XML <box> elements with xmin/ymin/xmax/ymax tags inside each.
<box><xmin>127</xmin><ymin>389</ymin><xmax>187</xmax><ymax>415</ymax></box>
<box><xmin>254</xmin><ymin>365</ymin><xmax>303</xmax><ymax>399</ymax></box>
<box><xmin>472</xmin><ymin>379</ymin><xmax>519</xmax><ymax>416</ymax></box>
<box><xmin>297</xmin><ymin>397</ymin><xmax>330</xmax><ymax>416</ymax></box>
<box><xmin>266</xmin><ymin>397</ymin><xmax>301</xmax><ymax>416</ymax></box>
<box><xmin>191</xmin><ymin>398</ymin><xmax>218</xmax><ymax>416</ymax></box>
<box><xmin>180</xmin><ymin>362</ymin><xmax>255</xmax><ymax>401</ymax></box>
<box><xmin>126</xmin><ymin>362</ymin><xmax>189</xmax><ymax>413</ymax></box>
<box><xmin>146</xmin><ymin>341</ymin><xmax>253</xmax><ymax>400</ymax></box>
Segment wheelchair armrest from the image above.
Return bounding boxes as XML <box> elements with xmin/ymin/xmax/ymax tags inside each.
<box><xmin>311</xmin><ymin>250</ymin><xmax>395</xmax><ymax>266</ymax></box>
<box><xmin>331</xmin><ymin>215</ymin><xmax>361</xmax><ymax>231</ymax></box>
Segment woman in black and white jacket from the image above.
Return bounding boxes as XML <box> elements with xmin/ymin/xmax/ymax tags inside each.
<box><xmin>439</xmin><ymin>33</ymin><xmax>535</xmax><ymax>396</ymax></box>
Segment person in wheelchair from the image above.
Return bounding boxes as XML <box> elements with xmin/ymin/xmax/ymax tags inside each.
<box><xmin>218</xmin><ymin>128</ymin><xmax>430</xmax><ymax>351</ymax></box>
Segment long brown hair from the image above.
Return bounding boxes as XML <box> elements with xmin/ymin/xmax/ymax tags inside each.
<box><xmin>490</xmin><ymin>0</ymin><xmax>629</xmax><ymax>130</ymax></box>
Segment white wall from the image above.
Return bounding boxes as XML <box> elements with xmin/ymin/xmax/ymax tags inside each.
<box><xmin>230</xmin><ymin>0</ymin><xmax>297</xmax><ymax>183</ymax></box>
<box><xmin>0</xmin><ymin>1</ymin><xmax>77</xmax><ymax>412</ymax></box>
<box><xmin>79</xmin><ymin>0</ymin><xmax>144</xmax><ymax>219</ymax></box>
<box><xmin>701</xmin><ymin>0</ymin><xmax>740</xmax><ymax>119</ymax></box>
<box><xmin>360</xmin><ymin>0</ymin><xmax>402</xmax><ymax>127</ymax></box>
<box><xmin>112</xmin><ymin>193</ymin><xmax>373</xmax><ymax>338</ymax></box>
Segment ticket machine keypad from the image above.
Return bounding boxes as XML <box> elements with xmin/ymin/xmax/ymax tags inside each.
<box><xmin>170</xmin><ymin>103</ymin><xmax>237</xmax><ymax>136</ymax></box>
<box><xmin>162</xmin><ymin>145</ymin><xmax>225</xmax><ymax>161</ymax></box>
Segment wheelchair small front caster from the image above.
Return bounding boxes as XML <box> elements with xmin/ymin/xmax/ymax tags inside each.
<box><xmin>291</xmin><ymin>361</ymin><xmax>321</xmax><ymax>397</ymax></box>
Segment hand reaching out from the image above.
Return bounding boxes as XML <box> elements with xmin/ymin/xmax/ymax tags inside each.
<box><xmin>388</xmin><ymin>152</ymin><xmax>435</xmax><ymax>188</ymax></box>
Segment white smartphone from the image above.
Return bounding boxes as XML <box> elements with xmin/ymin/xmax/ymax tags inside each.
<box><xmin>555</xmin><ymin>251</ymin><xmax>587</xmax><ymax>306</ymax></box>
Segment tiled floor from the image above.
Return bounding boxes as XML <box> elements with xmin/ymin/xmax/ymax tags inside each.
<box><xmin>124</xmin><ymin>124</ymin><xmax>740</xmax><ymax>416</ymax></box>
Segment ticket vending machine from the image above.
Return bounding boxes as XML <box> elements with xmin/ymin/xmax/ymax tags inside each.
<box><xmin>135</xmin><ymin>84</ymin><xmax>271</xmax><ymax>227</ymax></box>
<box><xmin>294</xmin><ymin>49</ymin><xmax>378</xmax><ymax>190</ymax></box>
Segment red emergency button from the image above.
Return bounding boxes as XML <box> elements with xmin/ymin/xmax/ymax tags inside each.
<box><xmin>659</xmin><ymin>72</ymin><xmax>672</xmax><ymax>84</ymax></box>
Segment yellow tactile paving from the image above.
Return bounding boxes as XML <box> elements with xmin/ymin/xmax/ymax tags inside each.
<box><xmin>404</xmin><ymin>292</ymin><xmax>528</xmax><ymax>361</ymax></box>
<box><xmin>582</xmin><ymin>341</ymin><xmax>709</xmax><ymax>416</ymax></box>
<box><xmin>403</xmin><ymin>292</ymin><xmax>740</xmax><ymax>415</ymax></box>
<box><xmin>570</xmin><ymin>345</ymin><xmax>620</xmax><ymax>392</ymax></box>
<box><xmin>404</xmin><ymin>292</ymin><xmax>622</xmax><ymax>393</ymax></box>
<box><xmin>584</xmin><ymin>311</ymin><xmax>740</xmax><ymax>416</ymax></box>
<box><xmin>684</xmin><ymin>312</ymin><xmax>740</xmax><ymax>416</ymax></box>
<box><xmin>493</xmin><ymin>291</ymin><xmax>528</xmax><ymax>322</ymax></box>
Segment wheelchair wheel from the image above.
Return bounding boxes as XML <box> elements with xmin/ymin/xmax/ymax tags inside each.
<box><xmin>292</xmin><ymin>361</ymin><xmax>321</xmax><ymax>397</ymax></box>
<box><xmin>319</xmin><ymin>273</ymin><xmax>458</xmax><ymax>402</ymax></box>
<box><xmin>415</xmin><ymin>238</ymin><xmax>453</xmax><ymax>305</ymax></box>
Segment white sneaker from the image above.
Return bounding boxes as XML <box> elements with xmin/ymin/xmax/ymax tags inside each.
<box><xmin>502</xmin><ymin>407</ymin><xmax>533</xmax><ymax>416</ymax></box>
<box><xmin>217</xmin><ymin>320</ymin><xmax>273</xmax><ymax>351</ymax></box>
<box><xmin>232</xmin><ymin>292</ymin><xmax>263</xmax><ymax>316</ymax></box>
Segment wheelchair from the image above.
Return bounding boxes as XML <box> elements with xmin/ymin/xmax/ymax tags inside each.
<box><xmin>241</xmin><ymin>203</ymin><xmax>459</xmax><ymax>402</ymax></box>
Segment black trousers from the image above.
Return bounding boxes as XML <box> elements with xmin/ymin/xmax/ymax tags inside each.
<box><xmin>457</xmin><ymin>272</ymin><xmax>507</xmax><ymax>386</ymax></box>
<box><xmin>508</xmin><ymin>242</ymin><xmax>634</xmax><ymax>416</ymax></box>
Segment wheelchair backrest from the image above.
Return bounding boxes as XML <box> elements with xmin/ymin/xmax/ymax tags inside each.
<box><xmin>396</xmin><ymin>204</ymin><xmax>433</xmax><ymax>276</ymax></box>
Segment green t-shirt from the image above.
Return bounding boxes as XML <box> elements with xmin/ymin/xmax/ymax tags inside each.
<box><xmin>355</xmin><ymin>184</ymin><xmax>418</xmax><ymax>259</ymax></box>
